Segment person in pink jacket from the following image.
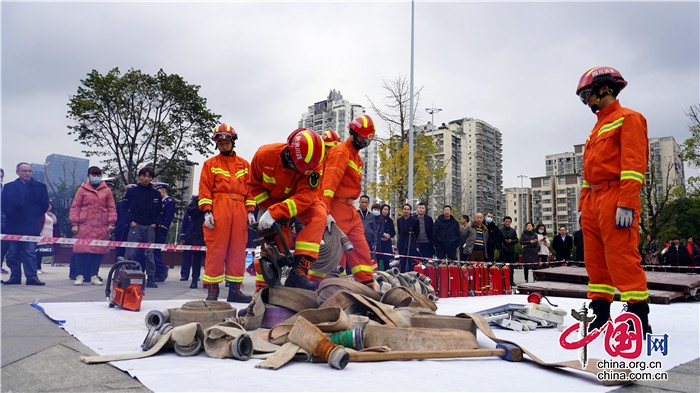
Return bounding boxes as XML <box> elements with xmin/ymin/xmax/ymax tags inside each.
<box><xmin>69</xmin><ymin>166</ymin><xmax>117</xmax><ymax>286</ymax></box>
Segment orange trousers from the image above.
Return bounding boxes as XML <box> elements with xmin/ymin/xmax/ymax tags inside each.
<box><xmin>330</xmin><ymin>200</ymin><xmax>374</xmax><ymax>285</ymax></box>
<box><xmin>202</xmin><ymin>196</ymin><xmax>248</xmax><ymax>284</ymax></box>
<box><xmin>581</xmin><ymin>186</ymin><xmax>648</xmax><ymax>303</ymax></box>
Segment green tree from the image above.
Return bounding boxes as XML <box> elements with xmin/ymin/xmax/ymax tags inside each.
<box><xmin>681</xmin><ymin>104</ymin><xmax>700</xmax><ymax>195</ymax></box>
<box><xmin>640</xmin><ymin>155</ymin><xmax>682</xmax><ymax>238</ymax></box>
<box><xmin>366</xmin><ymin>76</ymin><xmax>445</xmax><ymax>213</ymax></box>
<box><xmin>66</xmin><ymin>68</ymin><xmax>220</xmax><ymax>196</ymax></box>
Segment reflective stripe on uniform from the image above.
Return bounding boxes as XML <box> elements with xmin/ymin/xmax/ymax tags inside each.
<box><xmin>198</xmin><ymin>198</ymin><xmax>213</xmax><ymax>206</ymax></box>
<box><xmin>323</xmin><ymin>189</ymin><xmax>335</xmax><ymax>198</ymax></box>
<box><xmin>295</xmin><ymin>241</ymin><xmax>319</xmax><ymax>253</ymax></box>
<box><xmin>588</xmin><ymin>283</ymin><xmax>616</xmax><ymax>295</ymax></box>
<box><xmin>347</xmin><ymin>159</ymin><xmax>362</xmax><ymax>175</ymax></box>
<box><xmin>254</xmin><ymin>191</ymin><xmax>270</xmax><ymax>204</ymax></box>
<box><xmin>203</xmin><ymin>273</ymin><xmax>224</xmax><ymax>283</ymax></box>
<box><xmin>263</xmin><ymin>173</ymin><xmax>276</xmax><ymax>184</ymax></box>
<box><xmin>284</xmin><ymin>199</ymin><xmax>298</xmax><ymax>217</ymax></box>
<box><xmin>620</xmin><ymin>170</ymin><xmax>644</xmax><ymax>184</ymax></box>
<box><xmin>211</xmin><ymin>167</ymin><xmax>231</xmax><ymax>177</ymax></box>
<box><xmin>235</xmin><ymin>168</ymin><xmax>249</xmax><ymax>178</ymax></box>
<box><xmin>582</xmin><ymin>180</ymin><xmax>590</xmax><ymax>189</ymax></box>
<box><xmin>620</xmin><ymin>290</ymin><xmax>649</xmax><ymax>302</ymax></box>
<box><xmin>597</xmin><ymin>117</ymin><xmax>624</xmax><ymax>137</ymax></box>
<box><xmin>350</xmin><ymin>264</ymin><xmax>374</xmax><ymax>275</ymax></box>
<box><xmin>224</xmin><ymin>274</ymin><xmax>244</xmax><ymax>283</ymax></box>
<box><xmin>245</xmin><ymin>199</ymin><xmax>256</xmax><ymax>207</ymax></box>
<box><xmin>307</xmin><ymin>268</ymin><xmax>326</xmax><ymax>279</ymax></box>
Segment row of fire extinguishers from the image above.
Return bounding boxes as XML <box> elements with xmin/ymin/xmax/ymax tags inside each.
<box><xmin>413</xmin><ymin>260</ymin><xmax>513</xmax><ymax>298</ymax></box>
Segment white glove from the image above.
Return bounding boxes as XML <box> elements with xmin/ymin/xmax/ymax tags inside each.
<box><xmin>247</xmin><ymin>212</ymin><xmax>256</xmax><ymax>226</ymax></box>
<box><xmin>326</xmin><ymin>214</ymin><xmax>336</xmax><ymax>234</ymax></box>
<box><xmin>258</xmin><ymin>210</ymin><xmax>275</xmax><ymax>230</ymax></box>
<box><xmin>615</xmin><ymin>207</ymin><xmax>634</xmax><ymax>228</ymax></box>
<box><xmin>204</xmin><ymin>211</ymin><xmax>215</xmax><ymax>230</ymax></box>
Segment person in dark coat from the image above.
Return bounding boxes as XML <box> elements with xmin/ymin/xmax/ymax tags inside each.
<box><xmin>396</xmin><ymin>204</ymin><xmax>419</xmax><ymax>273</ymax></box>
<box><xmin>1</xmin><ymin>163</ymin><xmax>49</xmax><ymax>286</ymax></box>
<box><xmin>686</xmin><ymin>236</ymin><xmax>700</xmax><ymax>267</ymax></box>
<box><xmin>552</xmin><ymin>225</ymin><xmax>574</xmax><ymax>262</ymax></box>
<box><xmin>573</xmin><ymin>229</ymin><xmax>584</xmax><ymax>262</ymax></box>
<box><xmin>415</xmin><ymin>202</ymin><xmax>435</xmax><ymax>259</ymax></box>
<box><xmin>485</xmin><ymin>212</ymin><xmax>502</xmax><ymax>262</ymax></box>
<box><xmin>153</xmin><ymin>183</ymin><xmax>175</xmax><ymax>282</ymax></box>
<box><xmin>664</xmin><ymin>236</ymin><xmax>689</xmax><ymax>272</ymax></box>
<box><xmin>498</xmin><ymin>216</ymin><xmax>518</xmax><ymax>263</ymax></box>
<box><xmin>520</xmin><ymin>222</ymin><xmax>539</xmax><ymax>283</ymax></box>
<box><xmin>364</xmin><ymin>203</ymin><xmax>395</xmax><ymax>271</ymax></box>
<box><xmin>179</xmin><ymin>195</ymin><xmax>205</xmax><ymax>288</ymax></box>
<box><xmin>432</xmin><ymin>205</ymin><xmax>460</xmax><ymax>261</ymax></box>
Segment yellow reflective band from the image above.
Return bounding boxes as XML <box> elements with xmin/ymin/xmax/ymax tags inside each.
<box><xmin>255</xmin><ymin>273</ymin><xmax>264</xmax><ymax>282</ymax></box>
<box><xmin>620</xmin><ymin>170</ymin><xmax>644</xmax><ymax>184</ymax></box>
<box><xmin>582</xmin><ymin>180</ymin><xmax>590</xmax><ymax>189</ymax></box>
<box><xmin>285</xmin><ymin>199</ymin><xmax>298</xmax><ymax>217</ymax></box>
<box><xmin>203</xmin><ymin>274</ymin><xmax>224</xmax><ymax>282</ymax></box>
<box><xmin>347</xmin><ymin>159</ymin><xmax>362</xmax><ymax>175</ymax></box>
<box><xmin>235</xmin><ymin>168</ymin><xmax>249</xmax><ymax>178</ymax></box>
<box><xmin>254</xmin><ymin>191</ymin><xmax>270</xmax><ymax>204</ymax></box>
<box><xmin>323</xmin><ymin>189</ymin><xmax>335</xmax><ymax>198</ymax></box>
<box><xmin>302</xmin><ymin>132</ymin><xmax>314</xmax><ymax>163</ymax></box>
<box><xmin>597</xmin><ymin>117</ymin><xmax>624</xmax><ymax>137</ymax></box>
<box><xmin>361</xmin><ymin>115</ymin><xmax>369</xmax><ymax>128</ymax></box>
<box><xmin>351</xmin><ymin>264</ymin><xmax>374</xmax><ymax>275</ymax></box>
<box><xmin>284</xmin><ymin>187</ymin><xmax>292</xmax><ymax>194</ymax></box>
<box><xmin>588</xmin><ymin>283</ymin><xmax>616</xmax><ymax>295</ymax></box>
<box><xmin>211</xmin><ymin>167</ymin><xmax>231</xmax><ymax>177</ymax></box>
<box><xmin>620</xmin><ymin>290</ymin><xmax>649</xmax><ymax>302</ymax></box>
<box><xmin>224</xmin><ymin>275</ymin><xmax>244</xmax><ymax>283</ymax></box>
<box><xmin>245</xmin><ymin>199</ymin><xmax>256</xmax><ymax>207</ymax></box>
<box><xmin>262</xmin><ymin>173</ymin><xmax>276</xmax><ymax>184</ymax></box>
<box><xmin>295</xmin><ymin>241</ymin><xmax>319</xmax><ymax>253</ymax></box>
<box><xmin>308</xmin><ymin>268</ymin><xmax>326</xmax><ymax>278</ymax></box>
<box><xmin>198</xmin><ymin>198</ymin><xmax>213</xmax><ymax>206</ymax></box>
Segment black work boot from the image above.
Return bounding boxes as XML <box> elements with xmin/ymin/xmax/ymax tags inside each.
<box><xmin>227</xmin><ymin>282</ymin><xmax>252</xmax><ymax>303</ymax></box>
<box><xmin>204</xmin><ymin>283</ymin><xmax>219</xmax><ymax>301</ymax></box>
<box><xmin>146</xmin><ymin>277</ymin><xmax>158</xmax><ymax>289</ymax></box>
<box><xmin>284</xmin><ymin>256</ymin><xmax>317</xmax><ymax>291</ymax></box>
<box><xmin>588</xmin><ymin>299</ymin><xmax>611</xmax><ymax>332</ymax></box>
<box><xmin>626</xmin><ymin>302</ymin><xmax>652</xmax><ymax>338</ymax></box>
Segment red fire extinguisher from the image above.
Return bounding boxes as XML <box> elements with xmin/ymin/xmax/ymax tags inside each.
<box><xmin>489</xmin><ymin>264</ymin><xmax>502</xmax><ymax>295</ymax></box>
<box><xmin>467</xmin><ymin>264</ymin><xmax>475</xmax><ymax>296</ymax></box>
<box><xmin>438</xmin><ymin>261</ymin><xmax>450</xmax><ymax>298</ymax></box>
<box><xmin>460</xmin><ymin>263</ymin><xmax>471</xmax><ymax>296</ymax></box>
<box><xmin>449</xmin><ymin>263</ymin><xmax>461</xmax><ymax>297</ymax></box>
<box><xmin>502</xmin><ymin>264</ymin><xmax>512</xmax><ymax>294</ymax></box>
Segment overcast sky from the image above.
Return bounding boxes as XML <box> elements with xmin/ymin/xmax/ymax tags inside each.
<box><xmin>2</xmin><ymin>1</ymin><xmax>698</xmax><ymax>192</ymax></box>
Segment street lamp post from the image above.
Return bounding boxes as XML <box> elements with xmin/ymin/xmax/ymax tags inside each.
<box><xmin>425</xmin><ymin>107</ymin><xmax>442</xmax><ymax>131</ymax></box>
<box><xmin>517</xmin><ymin>174</ymin><xmax>528</xmax><ymax>234</ymax></box>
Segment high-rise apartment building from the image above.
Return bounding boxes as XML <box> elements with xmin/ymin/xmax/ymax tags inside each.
<box><xmin>648</xmin><ymin>136</ymin><xmax>685</xmax><ymax>195</ymax></box>
<box><xmin>299</xmin><ymin>90</ymin><xmax>377</xmax><ymax>203</ymax></box>
<box><xmin>545</xmin><ymin>145</ymin><xmax>583</xmax><ymax>176</ymax></box>
<box><xmin>44</xmin><ymin>154</ymin><xmax>89</xmax><ymax>192</ymax></box>
<box><xmin>421</xmin><ymin>117</ymin><xmax>503</xmax><ymax>217</ymax></box>
<box><xmin>503</xmin><ymin>187</ymin><xmax>532</xmax><ymax>235</ymax></box>
<box><xmin>530</xmin><ymin>174</ymin><xmax>582</xmax><ymax>232</ymax></box>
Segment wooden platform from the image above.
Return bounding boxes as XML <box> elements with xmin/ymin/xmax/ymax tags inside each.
<box><xmin>516</xmin><ymin>266</ymin><xmax>700</xmax><ymax>305</ymax></box>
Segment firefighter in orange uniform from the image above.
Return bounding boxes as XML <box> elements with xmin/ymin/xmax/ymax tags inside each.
<box><xmin>306</xmin><ymin>129</ymin><xmax>346</xmax><ymax>285</ymax></box>
<box><xmin>198</xmin><ymin>123</ymin><xmax>256</xmax><ymax>302</ymax></box>
<box><xmin>249</xmin><ymin>128</ymin><xmax>326</xmax><ymax>290</ymax></box>
<box><xmin>321</xmin><ymin>115</ymin><xmax>376</xmax><ymax>288</ymax></box>
<box><xmin>576</xmin><ymin>66</ymin><xmax>651</xmax><ymax>335</ymax></box>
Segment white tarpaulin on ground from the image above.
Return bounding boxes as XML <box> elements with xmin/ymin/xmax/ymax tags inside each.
<box><xmin>39</xmin><ymin>295</ymin><xmax>699</xmax><ymax>392</ymax></box>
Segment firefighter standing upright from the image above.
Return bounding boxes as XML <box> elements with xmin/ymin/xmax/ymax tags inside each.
<box><xmin>198</xmin><ymin>123</ymin><xmax>256</xmax><ymax>302</ymax></box>
<box><xmin>321</xmin><ymin>115</ymin><xmax>376</xmax><ymax>288</ymax></box>
<box><xmin>248</xmin><ymin>128</ymin><xmax>326</xmax><ymax>290</ymax></box>
<box><xmin>576</xmin><ymin>66</ymin><xmax>651</xmax><ymax>335</ymax></box>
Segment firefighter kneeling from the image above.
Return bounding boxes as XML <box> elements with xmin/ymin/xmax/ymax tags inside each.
<box><xmin>249</xmin><ymin>128</ymin><xmax>327</xmax><ymax>291</ymax></box>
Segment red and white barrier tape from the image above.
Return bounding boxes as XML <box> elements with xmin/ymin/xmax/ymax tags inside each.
<box><xmin>0</xmin><ymin>233</ymin><xmax>215</xmax><ymax>252</ymax></box>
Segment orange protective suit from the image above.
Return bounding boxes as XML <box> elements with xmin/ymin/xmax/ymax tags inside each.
<box><xmin>198</xmin><ymin>152</ymin><xmax>255</xmax><ymax>285</ymax></box>
<box><xmin>320</xmin><ymin>139</ymin><xmax>374</xmax><ymax>286</ymax></box>
<box><xmin>580</xmin><ymin>100</ymin><xmax>649</xmax><ymax>304</ymax></box>
<box><xmin>248</xmin><ymin>143</ymin><xmax>326</xmax><ymax>262</ymax></box>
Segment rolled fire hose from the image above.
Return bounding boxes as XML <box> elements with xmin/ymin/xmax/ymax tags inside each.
<box><xmin>145</xmin><ymin>300</ymin><xmax>237</xmax><ymax>331</ymax></box>
<box><xmin>309</xmin><ymin>222</ymin><xmax>352</xmax><ymax>278</ymax></box>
